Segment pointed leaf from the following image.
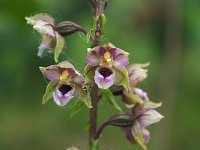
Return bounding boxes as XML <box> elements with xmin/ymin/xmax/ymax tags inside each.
<box><xmin>101</xmin><ymin>89</ymin><xmax>122</xmax><ymax>112</ymax></box>
<box><xmin>42</xmin><ymin>81</ymin><xmax>57</xmax><ymax>104</ymax></box>
<box><xmin>54</xmin><ymin>32</ymin><xmax>65</xmax><ymax>63</ymax></box>
<box><xmin>70</xmin><ymin>100</ymin><xmax>85</xmax><ymax>118</ymax></box>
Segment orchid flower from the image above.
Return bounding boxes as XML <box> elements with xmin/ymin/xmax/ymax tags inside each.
<box><xmin>25</xmin><ymin>13</ymin><xmax>65</xmax><ymax>62</ymax></box>
<box><xmin>40</xmin><ymin>61</ymin><xmax>92</xmax><ymax>108</ymax></box>
<box><xmin>85</xmin><ymin>43</ymin><xmax>129</xmax><ymax>89</ymax></box>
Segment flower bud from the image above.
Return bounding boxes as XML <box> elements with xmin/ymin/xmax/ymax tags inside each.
<box><xmin>127</xmin><ymin>63</ymin><xmax>149</xmax><ymax>86</ymax></box>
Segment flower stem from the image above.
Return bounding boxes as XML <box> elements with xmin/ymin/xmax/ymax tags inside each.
<box><xmin>89</xmin><ymin>0</ymin><xmax>107</xmax><ymax>149</ymax></box>
<box><xmin>89</xmin><ymin>84</ymin><xmax>99</xmax><ymax>149</ymax></box>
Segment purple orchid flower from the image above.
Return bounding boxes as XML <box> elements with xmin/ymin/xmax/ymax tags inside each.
<box><xmin>40</xmin><ymin>61</ymin><xmax>91</xmax><ymax>107</ymax></box>
<box><xmin>86</xmin><ymin>43</ymin><xmax>129</xmax><ymax>89</ymax></box>
<box><xmin>123</xmin><ymin>101</ymin><xmax>163</xmax><ymax>150</ymax></box>
<box><xmin>25</xmin><ymin>13</ymin><xmax>65</xmax><ymax>62</ymax></box>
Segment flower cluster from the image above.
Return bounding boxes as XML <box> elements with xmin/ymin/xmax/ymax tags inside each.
<box><xmin>26</xmin><ymin>10</ymin><xmax>163</xmax><ymax>150</ymax></box>
<box><xmin>121</xmin><ymin>63</ymin><xmax>163</xmax><ymax>150</ymax></box>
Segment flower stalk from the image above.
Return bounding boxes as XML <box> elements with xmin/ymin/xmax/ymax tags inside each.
<box><xmin>25</xmin><ymin>0</ymin><xmax>163</xmax><ymax>149</ymax></box>
<box><xmin>89</xmin><ymin>0</ymin><xmax>104</xmax><ymax>148</ymax></box>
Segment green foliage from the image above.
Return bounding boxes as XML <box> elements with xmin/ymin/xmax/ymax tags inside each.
<box><xmin>70</xmin><ymin>100</ymin><xmax>85</xmax><ymax>118</ymax></box>
<box><xmin>101</xmin><ymin>89</ymin><xmax>122</xmax><ymax>112</ymax></box>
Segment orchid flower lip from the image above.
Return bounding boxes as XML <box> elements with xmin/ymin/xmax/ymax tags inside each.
<box><xmin>94</xmin><ymin>67</ymin><xmax>115</xmax><ymax>89</ymax></box>
<box><xmin>99</xmin><ymin>67</ymin><xmax>113</xmax><ymax>77</ymax></box>
<box><xmin>53</xmin><ymin>84</ymin><xmax>75</xmax><ymax>106</ymax></box>
<box><xmin>58</xmin><ymin>84</ymin><xmax>73</xmax><ymax>95</ymax></box>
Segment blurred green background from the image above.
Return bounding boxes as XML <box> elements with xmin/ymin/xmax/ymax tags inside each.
<box><xmin>0</xmin><ymin>0</ymin><xmax>200</xmax><ymax>149</ymax></box>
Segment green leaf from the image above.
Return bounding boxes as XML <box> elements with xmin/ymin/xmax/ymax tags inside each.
<box><xmin>54</xmin><ymin>32</ymin><xmax>65</xmax><ymax>63</ymax></box>
<box><xmin>131</xmin><ymin>122</ymin><xmax>147</xmax><ymax>150</ymax></box>
<box><xmin>70</xmin><ymin>100</ymin><xmax>85</xmax><ymax>118</ymax></box>
<box><xmin>101</xmin><ymin>89</ymin><xmax>122</xmax><ymax>112</ymax></box>
<box><xmin>42</xmin><ymin>81</ymin><xmax>57</xmax><ymax>104</ymax></box>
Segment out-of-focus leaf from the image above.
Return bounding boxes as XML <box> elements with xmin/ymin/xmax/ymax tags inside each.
<box><xmin>101</xmin><ymin>89</ymin><xmax>122</xmax><ymax>112</ymax></box>
<box><xmin>54</xmin><ymin>32</ymin><xmax>65</xmax><ymax>63</ymax></box>
<box><xmin>42</xmin><ymin>81</ymin><xmax>57</xmax><ymax>104</ymax></box>
<box><xmin>84</xmin><ymin>122</ymin><xmax>90</xmax><ymax>130</ymax></box>
<box><xmin>70</xmin><ymin>100</ymin><xmax>85</xmax><ymax>118</ymax></box>
<box><xmin>108</xmin><ymin>113</ymin><xmax>134</xmax><ymax>127</ymax></box>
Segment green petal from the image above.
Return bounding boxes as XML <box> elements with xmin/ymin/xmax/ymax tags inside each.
<box><xmin>114</xmin><ymin>67</ymin><xmax>129</xmax><ymax>91</ymax></box>
<box><xmin>42</xmin><ymin>81</ymin><xmax>58</xmax><ymax>104</ymax></box>
<box><xmin>66</xmin><ymin>146</ymin><xmax>80</xmax><ymax>150</ymax></box>
<box><xmin>74</xmin><ymin>84</ymin><xmax>92</xmax><ymax>108</ymax></box>
<box><xmin>81</xmin><ymin>87</ymin><xmax>92</xmax><ymax>108</ymax></box>
<box><xmin>54</xmin><ymin>32</ymin><xmax>65</xmax><ymax>63</ymax></box>
<box><xmin>25</xmin><ymin>13</ymin><xmax>55</xmax><ymax>26</ymax></box>
<box><xmin>143</xmin><ymin>101</ymin><xmax>162</xmax><ymax>109</ymax></box>
<box><xmin>131</xmin><ymin>122</ymin><xmax>147</xmax><ymax>150</ymax></box>
<box><xmin>123</xmin><ymin>90</ymin><xmax>144</xmax><ymax>105</ymax></box>
<box><xmin>57</xmin><ymin>60</ymin><xmax>74</xmax><ymax>69</ymax></box>
<box><xmin>84</xmin><ymin>65</ymin><xmax>96</xmax><ymax>84</ymax></box>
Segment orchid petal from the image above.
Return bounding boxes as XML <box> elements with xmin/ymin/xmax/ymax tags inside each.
<box><xmin>94</xmin><ymin>67</ymin><xmax>115</xmax><ymax>89</ymax></box>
